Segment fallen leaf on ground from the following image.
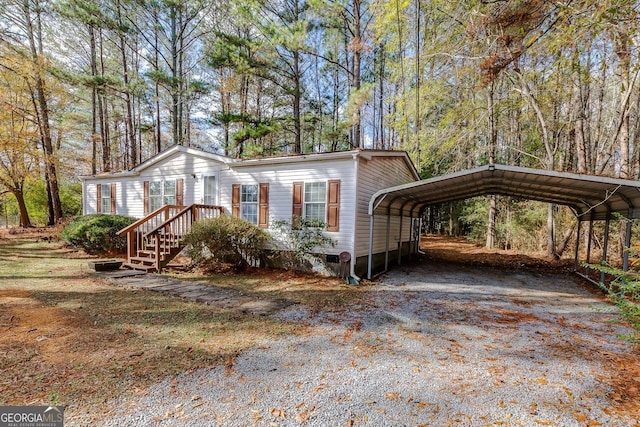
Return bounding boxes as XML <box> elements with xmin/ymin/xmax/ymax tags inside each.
<box><xmin>295</xmin><ymin>410</ymin><xmax>310</xmax><ymax>423</ymax></box>
<box><xmin>270</xmin><ymin>408</ymin><xmax>286</xmax><ymax>419</ymax></box>
<box><xmin>385</xmin><ymin>391</ymin><xmax>400</xmax><ymax>400</ymax></box>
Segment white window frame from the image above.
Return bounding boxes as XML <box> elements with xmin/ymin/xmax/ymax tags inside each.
<box><xmin>240</xmin><ymin>184</ymin><xmax>258</xmax><ymax>224</ymax></box>
<box><xmin>100</xmin><ymin>183</ymin><xmax>111</xmax><ymax>214</ymax></box>
<box><xmin>303</xmin><ymin>181</ymin><xmax>327</xmax><ymax>222</ymax></box>
<box><xmin>149</xmin><ymin>179</ymin><xmax>176</xmax><ymax>212</ymax></box>
<box><xmin>163</xmin><ymin>180</ymin><xmax>176</xmax><ymax>205</ymax></box>
<box><xmin>201</xmin><ymin>173</ymin><xmax>218</xmax><ymax>205</ymax></box>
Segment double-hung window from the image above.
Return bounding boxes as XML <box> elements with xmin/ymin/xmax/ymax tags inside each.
<box><xmin>149</xmin><ymin>180</ymin><xmax>177</xmax><ymax>212</ymax></box>
<box><xmin>100</xmin><ymin>183</ymin><xmax>112</xmax><ymax>214</ymax></box>
<box><xmin>304</xmin><ymin>182</ymin><xmax>326</xmax><ymax>222</ymax></box>
<box><xmin>149</xmin><ymin>181</ymin><xmax>163</xmax><ymax>212</ymax></box>
<box><xmin>232</xmin><ymin>183</ymin><xmax>268</xmax><ymax>228</ymax></box>
<box><xmin>240</xmin><ymin>184</ymin><xmax>259</xmax><ymax>224</ymax></box>
<box><xmin>293</xmin><ymin>180</ymin><xmax>340</xmax><ymax>232</ymax></box>
<box><xmin>163</xmin><ymin>180</ymin><xmax>177</xmax><ymax>205</ymax></box>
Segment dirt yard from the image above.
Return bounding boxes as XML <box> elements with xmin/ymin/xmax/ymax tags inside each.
<box><xmin>0</xmin><ymin>230</ymin><xmax>638</xmax><ymax>426</ymax></box>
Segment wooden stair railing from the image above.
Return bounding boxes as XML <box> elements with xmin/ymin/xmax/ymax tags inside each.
<box><xmin>117</xmin><ymin>204</ymin><xmax>224</xmax><ymax>272</ymax></box>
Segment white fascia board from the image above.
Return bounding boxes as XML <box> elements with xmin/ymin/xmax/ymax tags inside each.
<box><xmin>79</xmin><ymin>145</ymin><xmax>236</xmax><ymax>181</ymax></box>
<box><xmin>229</xmin><ymin>150</ymin><xmax>360</xmax><ymax>168</ymax></box>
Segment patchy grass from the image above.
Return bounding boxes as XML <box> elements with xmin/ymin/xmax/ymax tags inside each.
<box><xmin>170</xmin><ymin>267</ymin><xmax>369</xmax><ymax>314</ymax></box>
<box><xmin>0</xmin><ymin>233</ymin><xmax>364</xmax><ymax>421</ymax></box>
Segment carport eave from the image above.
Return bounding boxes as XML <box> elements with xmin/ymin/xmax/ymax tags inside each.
<box><xmin>369</xmin><ymin>164</ymin><xmax>640</xmax><ymax>221</ymax></box>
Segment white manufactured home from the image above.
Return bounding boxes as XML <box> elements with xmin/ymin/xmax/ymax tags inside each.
<box><xmin>81</xmin><ymin>145</ymin><xmax>420</xmax><ymax>277</ymax></box>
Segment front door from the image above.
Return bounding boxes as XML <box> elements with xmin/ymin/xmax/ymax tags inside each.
<box><xmin>202</xmin><ymin>175</ymin><xmax>218</xmax><ymax>205</ymax></box>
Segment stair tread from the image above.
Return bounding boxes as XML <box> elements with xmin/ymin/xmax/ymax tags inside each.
<box><xmin>130</xmin><ymin>256</ymin><xmax>158</xmax><ymax>264</ymax></box>
<box><xmin>123</xmin><ymin>263</ymin><xmax>157</xmax><ymax>272</ymax></box>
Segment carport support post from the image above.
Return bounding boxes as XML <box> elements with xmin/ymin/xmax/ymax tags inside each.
<box><xmin>601</xmin><ymin>213</ymin><xmax>611</xmax><ymax>284</ymax></box>
<box><xmin>585</xmin><ymin>213</ymin><xmax>594</xmax><ymax>278</ymax></box>
<box><xmin>385</xmin><ymin>209</ymin><xmax>391</xmax><ymax>271</ymax></box>
<box><xmin>623</xmin><ymin>211</ymin><xmax>632</xmax><ymax>272</ymax></box>
<box><xmin>574</xmin><ymin>220</ymin><xmax>581</xmax><ymax>272</ymax></box>
<box><xmin>367</xmin><ymin>215</ymin><xmax>374</xmax><ymax>280</ymax></box>
<box><xmin>409</xmin><ymin>214</ymin><xmax>414</xmax><ymax>259</ymax></box>
<box><xmin>398</xmin><ymin>214</ymin><xmax>404</xmax><ymax>265</ymax></box>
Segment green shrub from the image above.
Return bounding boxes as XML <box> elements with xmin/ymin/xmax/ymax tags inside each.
<box><xmin>61</xmin><ymin>214</ymin><xmax>136</xmax><ymax>254</ymax></box>
<box><xmin>183</xmin><ymin>215</ymin><xmax>270</xmax><ymax>267</ymax></box>
<box><xmin>271</xmin><ymin>216</ymin><xmax>336</xmax><ymax>269</ymax></box>
<box><xmin>587</xmin><ymin>246</ymin><xmax>640</xmax><ymax>343</ymax></box>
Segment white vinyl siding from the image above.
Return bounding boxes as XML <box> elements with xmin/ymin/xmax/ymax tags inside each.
<box><xmin>220</xmin><ymin>158</ymin><xmax>356</xmax><ymax>256</ymax></box>
<box><xmin>354</xmin><ymin>157</ymin><xmax>419</xmax><ymax>258</ymax></box>
<box><xmin>81</xmin><ymin>147</ymin><xmax>418</xmax><ymax>267</ymax></box>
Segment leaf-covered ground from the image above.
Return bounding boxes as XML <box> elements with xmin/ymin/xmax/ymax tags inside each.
<box><xmin>1</xmin><ymin>230</ymin><xmax>638</xmax><ymax>426</ymax></box>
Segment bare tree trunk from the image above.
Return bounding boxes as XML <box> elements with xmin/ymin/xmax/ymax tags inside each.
<box><xmin>98</xmin><ymin>28</ymin><xmax>110</xmax><ymax>171</ymax></box>
<box><xmin>515</xmin><ymin>70</ymin><xmax>556</xmax><ymax>257</ymax></box>
<box><xmin>351</xmin><ymin>0</ymin><xmax>362</xmax><ymax>148</ymax></box>
<box><xmin>293</xmin><ymin>51</ymin><xmax>302</xmax><ymax>154</ymax></box>
<box><xmin>153</xmin><ymin>6</ymin><xmax>161</xmax><ymax>154</ymax></box>
<box><xmin>22</xmin><ymin>0</ymin><xmax>63</xmax><ymax>224</ymax></box>
<box><xmin>486</xmin><ymin>82</ymin><xmax>497</xmax><ymax>248</ymax></box>
<box><xmin>89</xmin><ymin>25</ymin><xmax>98</xmax><ymax>175</ymax></box>
<box><xmin>116</xmin><ymin>0</ymin><xmax>136</xmax><ymax>167</ymax></box>
<box><xmin>573</xmin><ymin>53</ymin><xmax>587</xmax><ymax>174</ymax></box>
<box><xmin>14</xmin><ymin>186</ymin><xmax>32</xmax><ymax>228</ymax></box>
<box><xmin>378</xmin><ymin>43</ymin><xmax>385</xmax><ymax>149</ymax></box>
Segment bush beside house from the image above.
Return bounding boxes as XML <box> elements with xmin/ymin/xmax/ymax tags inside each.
<box><xmin>61</xmin><ymin>214</ymin><xmax>136</xmax><ymax>254</ymax></box>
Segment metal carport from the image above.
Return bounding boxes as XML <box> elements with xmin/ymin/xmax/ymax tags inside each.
<box><xmin>366</xmin><ymin>164</ymin><xmax>640</xmax><ymax>280</ymax></box>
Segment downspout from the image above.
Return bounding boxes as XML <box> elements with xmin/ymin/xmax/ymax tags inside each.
<box><xmin>367</xmin><ymin>214</ymin><xmax>374</xmax><ymax>279</ymax></box>
<box><xmin>351</xmin><ymin>153</ymin><xmax>359</xmax><ymax>277</ymax></box>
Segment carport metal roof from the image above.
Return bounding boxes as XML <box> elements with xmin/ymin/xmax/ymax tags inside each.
<box><xmin>368</xmin><ymin>164</ymin><xmax>640</xmax><ymax>221</ymax></box>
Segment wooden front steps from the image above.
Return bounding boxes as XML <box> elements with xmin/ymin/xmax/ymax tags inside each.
<box><xmin>118</xmin><ymin>204</ymin><xmax>224</xmax><ymax>273</ymax></box>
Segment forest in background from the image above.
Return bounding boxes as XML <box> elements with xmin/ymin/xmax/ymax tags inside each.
<box><xmin>1</xmin><ymin>0</ymin><xmax>639</xmax><ymax>255</ymax></box>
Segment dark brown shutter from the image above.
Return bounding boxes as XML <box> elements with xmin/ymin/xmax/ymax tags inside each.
<box><xmin>110</xmin><ymin>183</ymin><xmax>116</xmax><ymax>214</ymax></box>
<box><xmin>143</xmin><ymin>181</ymin><xmax>150</xmax><ymax>215</ymax></box>
<box><xmin>292</xmin><ymin>182</ymin><xmax>303</xmax><ymax>218</ymax></box>
<box><xmin>327</xmin><ymin>179</ymin><xmax>340</xmax><ymax>232</ymax></box>
<box><xmin>258</xmin><ymin>183</ymin><xmax>269</xmax><ymax>228</ymax></box>
<box><xmin>96</xmin><ymin>184</ymin><xmax>102</xmax><ymax>213</ymax></box>
<box><xmin>232</xmin><ymin>184</ymin><xmax>240</xmax><ymax>217</ymax></box>
<box><xmin>176</xmin><ymin>178</ymin><xmax>184</xmax><ymax>206</ymax></box>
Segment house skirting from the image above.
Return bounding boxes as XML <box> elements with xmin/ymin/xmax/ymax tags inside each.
<box><xmin>355</xmin><ymin>241</ymin><xmax>418</xmax><ymax>278</ymax></box>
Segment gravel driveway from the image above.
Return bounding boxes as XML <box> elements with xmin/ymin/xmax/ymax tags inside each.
<box><xmin>95</xmin><ymin>262</ymin><xmax>637</xmax><ymax>426</ymax></box>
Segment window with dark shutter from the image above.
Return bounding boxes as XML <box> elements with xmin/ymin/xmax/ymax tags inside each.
<box><xmin>258</xmin><ymin>183</ymin><xmax>269</xmax><ymax>228</ymax></box>
<box><xmin>176</xmin><ymin>178</ymin><xmax>184</xmax><ymax>206</ymax></box>
<box><xmin>232</xmin><ymin>184</ymin><xmax>240</xmax><ymax>217</ymax></box>
<box><xmin>327</xmin><ymin>179</ymin><xmax>340</xmax><ymax>232</ymax></box>
<box><xmin>96</xmin><ymin>184</ymin><xmax>102</xmax><ymax>213</ymax></box>
<box><xmin>292</xmin><ymin>182</ymin><xmax>303</xmax><ymax>218</ymax></box>
<box><xmin>110</xmin><ymin>183</ymin><xmax>116</xmax><ymax>214</ymax></box>
<box><xmin>143</xmin><ymin>181</ymin><xmax>150</xmax><ymax>215</ymax></box>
